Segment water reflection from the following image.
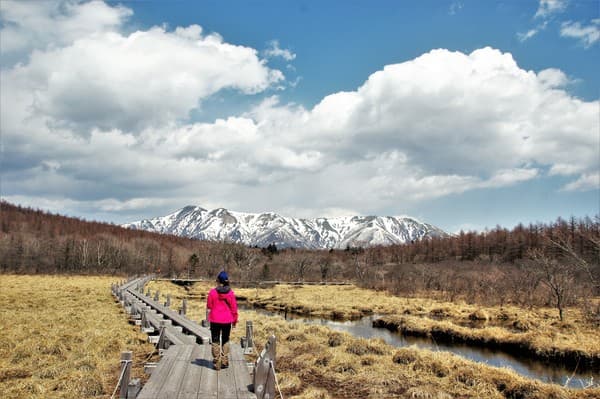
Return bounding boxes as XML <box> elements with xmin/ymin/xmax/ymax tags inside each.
<box><xmin>243</xmin><ymin>305</ymin><xmax>599</xmax><ymax>389</ymax></box>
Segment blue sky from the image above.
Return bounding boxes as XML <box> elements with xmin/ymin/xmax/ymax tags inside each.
<box><xmin>1</xmin><ymin>0</ymin><xmax>598</xmax><ymax>233</ymax></box>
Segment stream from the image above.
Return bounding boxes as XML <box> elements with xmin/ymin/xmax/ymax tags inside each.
<box><xmin>243</xmin><ymin>305</ymin><xmax>599</xmax><ymax>389</ymax></box>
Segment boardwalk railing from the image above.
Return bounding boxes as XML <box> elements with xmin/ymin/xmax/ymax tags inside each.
<box><xmin>111</xmin><ymin>276</ymin><xmax>277</xmax><ymax>399</ymax></box>
<box><xmin>253</xmin><ymin>335</ymin><xmax>277</xmax><ymax>399</ymax></box>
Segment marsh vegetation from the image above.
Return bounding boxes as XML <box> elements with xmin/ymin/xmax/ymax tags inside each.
<box><xmin>1</xmin><ymin>202</ymin><xmax>598</xmax><ymax>397</ymax></box>
<box><xmin>146</xmin><ymin>279</ymin><xmax>600</xmax><ymax>398</ymax></box>
<box><xmin>0</xmin><ymin>275</ymin><xmax>157</xmax><ymax>399</ymax></box>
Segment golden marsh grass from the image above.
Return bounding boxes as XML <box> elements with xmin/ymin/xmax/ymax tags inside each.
<box><xmin>224</xmin><ymin>283</ymin><xmax>600</xmax><ymax>362</ymax></box>
<box><xmin>146</xmin><ymin>280</ymin><xmax>600</xmax><ymax>398</ymax></box>
<box><xmin>0</xmin><ymin>275</ymin><xmax>157</xmax><ymax>399</ymax></box>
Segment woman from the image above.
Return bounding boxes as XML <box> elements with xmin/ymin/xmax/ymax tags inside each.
<box><xmin>206</xmin><ymin>270</ymin><xmax>238</xmax><ymax>370</ymax></box>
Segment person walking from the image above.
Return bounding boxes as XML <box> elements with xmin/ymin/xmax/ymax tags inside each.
<box><xmin>206</xmin><ymin>270</ymin><xmax>238</xmax><ymax>370</ymax></box>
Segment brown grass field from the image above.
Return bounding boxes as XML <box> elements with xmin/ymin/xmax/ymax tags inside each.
<box><xmin>226</xmin><ymin>283</ymin><xmax>600</xmax><ymax>368</ymax></box>
<box><xmin>0</xmin><ymin>275</ymin><xmax>157</xmax><ymax>399</ymax></box>
<box><xmin>146</xmin><ymin>279</ymin><xmax>600</xmax><ymax>399</ymax></box>
<box><xmin>1</xmin><ymin>275</ymin><xmax>599</xmax><ymax>398</ymax></box>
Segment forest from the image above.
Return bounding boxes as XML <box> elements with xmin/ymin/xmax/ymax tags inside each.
<box><xmin>1</xmin><ymin>201</ymin><xmax>598</xmax><ymax>320</ymax></box>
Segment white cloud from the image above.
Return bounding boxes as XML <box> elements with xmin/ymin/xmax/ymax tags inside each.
<box><xmin>264</xmin><ymin>40</ymin><xmax>296</xmax><ymax>61</ymax></box>
<box><xmin>537</xmin><ymin>68</ymin><xmax>570</xmax><ymax>87</ymax></box>
<box><xmin>1</xmin><ymin>1</ymin><xmax>597</xmax><ymax>222</ymax></box>
<box><xmin>562</xmin><ymin>173</ymin><xmax>600</xmax><ymax>192</ymax></box>
<box><xmin>2</xmin><ymin>24</ymin><xmax>284</xmax><ymax>133</ymax></box>
<box><xmin>534</xmin><ymin>0</ymin><xmax>568</xmax><ymax>19</ymax></box>
<box><xmin>0</xmin><ymin>0</ymin><xmax>132</xmax><ymax>57</ymax></box>
<box><xmin>517</xmin><ymin>20</ymin><xmax>549</xmax><ymax>42</ymax></box>
<box><xmin>525</xmin><ymin>1</ymin><xmax>598</xmax><ymax>48</ymax></box>
<box><xmin>518</xmin><ymin>28</ymin><xmax>540</xmax><ymax>42</ymax></box>
<box><xmin>481</xmin><ymin>168</ymin><xmax>540</xmax><ymax>187</ymax></box>
<box><xmin>560</xmin><ymin>19</ymin><xmax>600</xmax><ymax>47</ymax></box>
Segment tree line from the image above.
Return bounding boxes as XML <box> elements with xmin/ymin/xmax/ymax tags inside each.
<box><xmin>1</xmin><ymin>201</ymin><xmax>598</xmax><ymax>321</ymax></box>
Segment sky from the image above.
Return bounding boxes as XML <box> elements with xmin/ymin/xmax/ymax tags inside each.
<box><xmin>1</xmin><ymin>0</ymin><xmax>599</xmax><ymax>233</ymax></box>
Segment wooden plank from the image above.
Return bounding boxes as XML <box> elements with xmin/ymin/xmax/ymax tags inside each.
<box><xmin>127</xmin><ymin>288</ymin><xmax>211</xmax><ymax>343</ymax></box>
<box><xmin>136</xmin><ymin>345</ymin><xmax>181</xmax><ymax>399</ymax></box>
<box><xmin>217</xmin><ymin>366</ymin><xmax>239</xmax><ymax>398</ymax></box>
<box><xmin>196</xmin><ymin>363</ymin><xmax>219</xmax><ymax>399</ymax></box>
<box><xmin>177</xmin><ymin>344</ymin><xmax>210</xmax><ymax>399</ymax></box>
<box><xmin>156</xmin><ymin>344</ymin><xmax>196</xmax><ymax>398</ymax></box>
<box><xmin>141</xmin><ymin>310</ymin><xmax>188</xmax><ymax>346</ymax></box>
<box><xmin>229</xmin><ymin>344</ymin><xmax>255</xmax><ymax>397</ymax></box>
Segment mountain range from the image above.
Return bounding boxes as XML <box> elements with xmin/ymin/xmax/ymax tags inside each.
<box><xmin>122</xmin><ymin>206</ymin><xmax>448</xmax><ymax>249</ymax></box>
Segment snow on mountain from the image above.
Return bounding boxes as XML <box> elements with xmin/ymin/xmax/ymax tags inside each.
<box><xmin>122</xmin><ymin>205</ymin><xmax>448</xmax><ymax>249</ymax></box>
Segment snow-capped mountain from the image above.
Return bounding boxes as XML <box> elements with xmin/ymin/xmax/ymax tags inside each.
<box><xmin>122</xmin><ymin>206</ymin><xmax>448</xmax><ymax>249</ymax></box>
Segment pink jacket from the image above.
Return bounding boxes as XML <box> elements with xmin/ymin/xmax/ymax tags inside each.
<box><xmin>207</xmin><ymin>286</ymin><xmax>238</xmax><ymax>324</ymax></box>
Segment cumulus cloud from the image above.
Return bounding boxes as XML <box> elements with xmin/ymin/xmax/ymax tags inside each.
<box><xmin>119</xmin><ymin>47</ymin><xmax>595</xmax><ymax>210</ymax></box>
<box><xmin>2</xmin><ymin>24</ymin><xmax>283</xmax><ymax>133</ymax></box>
<box><xmin>0</xmin><ymin>0</ymin><xmax>131</xmax><ymax>59</ymax></box>
<box><xmin>1</xmin><ymin>1</ymin><xmax>597</xmax><ymax>222</ymax></box>
<box><xmin>560</xmin><ymin>19</ymin><xmax>600</xmax><ymax>47</ymax></box>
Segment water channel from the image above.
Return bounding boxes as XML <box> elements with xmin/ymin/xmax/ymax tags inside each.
<box><xmin>242</xmin><ymin>305</ymin><xmax>599</xmax><ymax>389</ymax></box>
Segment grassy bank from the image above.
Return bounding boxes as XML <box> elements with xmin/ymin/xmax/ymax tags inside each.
<box><xmin>145</xmin><ymin>280</ymin><xmax>600</xmax><ymax>368</ymax></box>
<box><xmin>145</xmin><ymin>279</ymin><xmax>600</xmax><ymax>398</ymax></box>
<box><xmin>246</xmin><ymin>312</ymin><xmax>599</xmax><ymax>399</ymax></box>
<box><xmin>0</xmin><ymin>275</ymin><xmax>157</xmax><ymax>399</ymax></box>
<box><xmin>372</xmin><ymin>313</ymin><xmax>600</xmax><ymax>371</ymax></box>
<box><xmin>224</xmin><ymin>283</ymin><xmax>600</xmax><ymax>367</ymax></box>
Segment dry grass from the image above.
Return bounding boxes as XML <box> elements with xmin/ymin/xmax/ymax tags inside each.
<box><xmin>0</xmin><ymin>275</ymin><xmax>157</xmax><ymax>399</ymax></box>
<box><xmin>7</xmin><ymin>276</ymin><xmax>596</xmax><ymax>398</ymax></box>
<box><xmin>210</xmin><ymin>283</ymin><xmax>600</xmax><ymax>363</ymax></box>
<box><xmin>147</xmin><ymin>280</ymin><xmax>600</xmax><ymax>398</ymax></box>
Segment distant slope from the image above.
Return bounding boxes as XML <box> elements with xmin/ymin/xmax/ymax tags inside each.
<box><xmin>122</xmin><ymin>205</ymin><xmax>448</xmax><ymax>248</ymax></box>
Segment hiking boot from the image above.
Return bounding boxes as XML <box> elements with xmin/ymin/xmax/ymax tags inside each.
<box><xmin>211</xmin><ymin>343</ymin><xmax>221</xmax><ymax>370</ymax></box>
<box><xmin>221</xmin><ymin>342</ymin><xmax>230</xmax><ymax>368</ymax></box>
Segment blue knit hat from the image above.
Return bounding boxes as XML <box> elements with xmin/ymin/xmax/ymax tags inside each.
<box><xmin>217</xmin><ymin>271</ymin><xmax>229</xmax><ymax>284</ymax></box>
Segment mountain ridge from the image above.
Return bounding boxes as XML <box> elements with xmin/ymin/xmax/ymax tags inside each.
<box><xmin>122</xmin><ymin>205</ymin><xmax>449</xmax><ymax>249</ymax></box>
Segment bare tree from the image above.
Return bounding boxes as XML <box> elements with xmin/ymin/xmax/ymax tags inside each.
<box><xmin>318</xmin><ymin>254</ymin><xmax>332</xmax><ymax>282</ymax></box>
<box><xmin>528</xmin><ymin>248</ymin><xmax>576</xmax><ymax>321</ymax></box>
<box><xmin>294</xmin><ymin>256</ymin><xmax>312</xmax><ymax>282</ymax></box>
<box><xmin>232</xmin><ymin>245</ymin><xmax>259</xmax><ymax>282</ymax></box>
<box><xmin>353</xmin><ymin>251</ymin><xmax>367</xmax><ymax>282</ymax></box>
<box><xmin>547</xmin><ymin>230</ymin><xmax>599</xmax><ymax>295</ymax></box>
<box><xmin>188</xmin><ymin>253</ymin><xmax>199</xmax><ymax>278</ymax></box>
<box><xmin>509</xmin><ymin>262</ymin><xmax>543</xmax><ymax>308</ymax></box>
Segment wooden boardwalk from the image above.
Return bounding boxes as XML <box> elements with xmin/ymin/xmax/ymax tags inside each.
<box><xmin>137</xmin><ymin>343</ymin><xmax>254</xmax><ymax>399</ymax></box>
<box><xmin>114</xmin><ymin>277</ymin><xmax>259</xmax><ymax>399</ymax></box>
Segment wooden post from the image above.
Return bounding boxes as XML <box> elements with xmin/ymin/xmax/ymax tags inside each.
<box><xmin>244</xmin><ymin>321</ymin><xmax>254</xmax><ymax>354</ymax></box>
<box><xmin>180</xmin><ymin>298</ymin><xmax>187</xmax><ymax>316</ymax></box>
<box><xmin>141</xmin><ymin>309</ymin><xmax>148</xmax><ymax>328</ymax></box>
<box><xmin>127</xmin><ymin>378</ymin><xmax>141</xmax><ymax>398</ymax></box>
<box><xmin>165</xmin><ymin>294</ymin><xmax>171</xmax><ymax>308</ymax></box>
<box><xmin>157</xmin><ymin>321</ymin><xmax>166</xmax><ymax>349</ymax></box>
<box><xmin>119</xmin><ymin>351</ymin><xmax>132</xmax><ymax>399</ymax></box>
<box><xmin>154</xmin><ymin>291</ymin><xmax>159</xmax><ymax>302</ymax></box>
<box><xmin>146</xmin><ymin>289</ymin><xmax>151</xmax><ymax>297</ymax></box>
<box><xmin>254</xmin><ymin>335</ymin><xmax>276</xmax><ymax>399</ymax></box>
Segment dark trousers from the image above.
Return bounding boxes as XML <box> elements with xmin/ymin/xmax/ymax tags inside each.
<box><xmin>210</xmin><ymin>322</ymin><xmax>231</xmax><ymax>345</ymax></box>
